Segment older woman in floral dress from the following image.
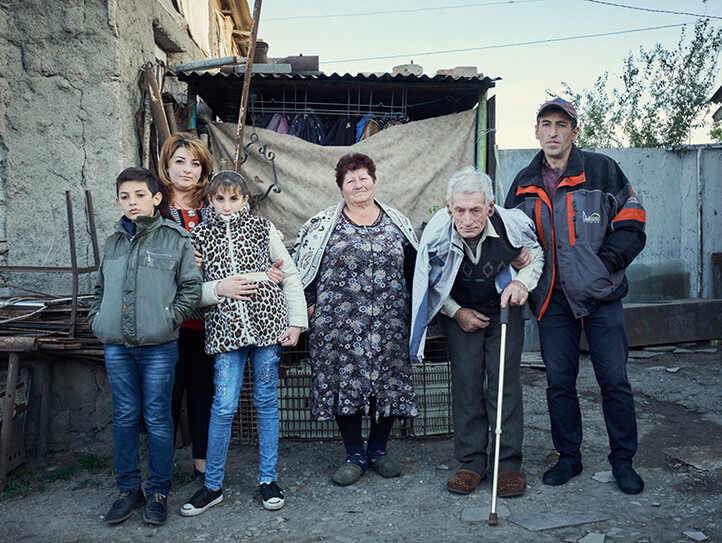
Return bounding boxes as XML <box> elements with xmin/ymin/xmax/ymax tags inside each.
<box><xmin>293</xmin><ymin>153</ymin><xmax>418</xmax><ymax>486</ymax></box>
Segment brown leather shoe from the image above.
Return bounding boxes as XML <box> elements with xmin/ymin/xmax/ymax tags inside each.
<box><xmin>497</xmin><ymin>470</ymin><xmax>527</xmax><ymax>497</ymax></box>
<box><xmin>447</xmin><ymin>469</ymin><xmax>483</xmax><ymax>494</ymax></box>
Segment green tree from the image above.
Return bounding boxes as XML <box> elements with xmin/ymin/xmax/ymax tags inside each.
<box><xmin>549</xmin><ymin>18</ymin><xmax>722</xmax><ymax>148</ymax></box>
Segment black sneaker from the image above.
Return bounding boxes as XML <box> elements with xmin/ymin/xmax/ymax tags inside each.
<box><xmin>105</xmin><ymin>488</ymin><xmax>146</xmax><ymax>524</ymax></box>
<box><xmin>260</xmin><ymin>481</ymin><xmax>285</xmax><ymax>511</ymax></box>
<box><xmin>180</xmin><ymin>485</ymin><xmax>224</xmax><ymax>517</ymax></box>
<box><xmin>143</xmin><ymin>492</ymin><xmax>168</xmax><ymax>525</ymax></box>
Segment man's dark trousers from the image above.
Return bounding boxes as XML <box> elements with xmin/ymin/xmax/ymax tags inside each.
<box><xmin>441</xmin><ymin>306</ymin><xmax>524</xmax><ymax>477</ymax></box>
<box><xmin>538</xmin><ymin>289</ymin><xmax>638</xmax><ymax>467</ymax></box>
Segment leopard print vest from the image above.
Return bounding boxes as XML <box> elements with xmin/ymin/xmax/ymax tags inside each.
<box><xmin>191</xmin><ymin>209</ymin><xmax>289</xmax><ymax>354</ymax></box>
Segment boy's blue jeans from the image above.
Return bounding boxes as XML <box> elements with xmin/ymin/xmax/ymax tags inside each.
<box><xmin>205</xmin><ymin>345</ymin><xmax>281</xmax><ymax>491</ymax></box>
<box><xmin>104</xmin><ymin>341</ymin><xmax>178</xmax><ymax>495</ymax></box>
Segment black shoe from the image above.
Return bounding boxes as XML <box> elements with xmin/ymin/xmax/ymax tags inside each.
<box><xmin>260</xmin><ymin>481</ymin><xmax>285</xmax><ymax>511</ymax></box>
<box><xmin>105</xmin><ymin>488</ymin><xmax>146</xmax><ymax>524</ymax></box>
<box><xmin>180</xmin><ymin>485</ymin><xmax>224</xmax><ymax>517</ymax></box>
<box><xmin>613</xmin><ymin>463</ymin><xmax>644</xmax><ymax>494</ymax></box>
<box><xmin>193</xmin><ymin>466</ymin><xmax>205</xmax><ymax>483</ymax></box>
<box><xmin>143</xmin><ymin>492</ymin><xmax>168</xmax><ymax>525</ymax></box>
<box><xmin>542</xmin><ymin>460</ymin><xmax>583</xmax><ymax>486</ymax></box>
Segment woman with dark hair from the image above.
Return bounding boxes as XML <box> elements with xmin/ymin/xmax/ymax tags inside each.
<box><xmin>292</xmin><ymin>153</ymin><xmax>418</xmax><ymax>486</ymax></box>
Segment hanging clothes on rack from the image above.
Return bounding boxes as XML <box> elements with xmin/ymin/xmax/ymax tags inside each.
<box><xmin>266</xmin><ymin>113</ymin><xmax>290</xmax><ymax>134</ymax></box>
<box><xmin>324</xmin><ymin>115</ymin><xmax>357</xmax><ymax>146</ymax></box>
<box><xmin>380</xmin><ymin>118</ymin><xmax>404</xmax><ymax>131</ymax></box>
<box><xmin>356</xmin><ymin>114</ymin><xmax>379</xmax><ymax>142</ymax></box>
<box><xmin>289</xmin><ymin>109</ymin><xmax>327</xmax><ymax>145</ymax></box>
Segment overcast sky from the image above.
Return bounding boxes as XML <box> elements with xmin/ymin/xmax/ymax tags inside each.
<box><xmin>256</xmin><ymin>0</ymin><xmax>721</xmax><ymax>149</ymax></box>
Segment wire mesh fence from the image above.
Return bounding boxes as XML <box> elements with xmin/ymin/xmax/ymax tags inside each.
<box><xmin>231</xmin><ymin>321</ymin><xmax>452</xmax><ymax>443</ymax></box>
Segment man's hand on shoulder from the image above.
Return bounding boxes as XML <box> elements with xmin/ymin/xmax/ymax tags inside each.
<box><xmin>500</xmin><ymin>280</ymin><xmax>528</xmax><ymax>308</ymax></box>
<box><xmin>453</xmin><ymin>308</ymin><xmax>490</xmax><ymax>332</ymax></box>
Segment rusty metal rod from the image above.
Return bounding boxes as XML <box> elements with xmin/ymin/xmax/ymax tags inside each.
<box><xmin>233</xmin><ymin>0</ymin><xmax>263</xmax><ymax>171</ymax></box>
<box><xmin>0</xmin><ymin>352</ymin><xmax>20</xmax><ymax>486</ymax></box>
<box><xmin>0</xmin><ymin>266</ymin><xmax>97</xmax><ymax>273</ymax></box>
<box><xmin>85</xmin><ymin>191</ymin><xmax>100</xmax><ymax>270</ymax></box>
<box><xmin>65</xmin><ymin>192</ymin><xmax>79</xmax><ymax>338</ymax></box>
<box><xmin>0</xmin><ymin>190</ymin><xmax>99</xmax><ymax>276</ymax></box>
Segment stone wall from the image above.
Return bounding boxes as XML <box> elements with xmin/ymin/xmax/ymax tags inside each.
<box><xmin>0</xmin><ymin>0</ymin><xmax>214</xmax><ymax>452</ymax></box>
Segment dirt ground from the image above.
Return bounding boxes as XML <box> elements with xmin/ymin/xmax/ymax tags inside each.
<box><xmin>1</xmin><ymin>345</ymin><xmax>721</xmax><ymax>543</ymax></box>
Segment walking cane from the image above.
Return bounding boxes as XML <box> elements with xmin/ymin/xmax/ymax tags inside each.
<box><xmin>488</xmin><ymin>304</ymin><xmax>510</xmax><ymax>526</ymax></box>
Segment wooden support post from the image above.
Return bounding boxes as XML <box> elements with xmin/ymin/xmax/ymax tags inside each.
<box><xmin>164</xmin><ymin>102</ymin><xmax>179</xmax><ymax>135</ymax></box>
<box><xmin>36</xmin><ymin>360</ymin><xmax>51</xmax><ymax>460</ymax></box>
<box><xmin>233</xmin><ymin>0</ymin><xmax>263</xmax><ymax>171</ymax></box>
<box><xmin>0</xmin><ymin>353</ymin><xmax>20</xmax><ymax>486</ymax></box>
<box><xmin>143</xmin><ymin>65</ymin><xmax>172</xmax><ymax>149</ymax></box>
<box><xmin>142</xmin><ymin>96</ymin><xmax>152</xmax><ymax>169</ymax></box>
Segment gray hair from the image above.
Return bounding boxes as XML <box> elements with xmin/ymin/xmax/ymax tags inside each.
<box><xmin>446</xmin><ymin>166</ymin><xmax>494</xmax><ymax>207</ymax></box>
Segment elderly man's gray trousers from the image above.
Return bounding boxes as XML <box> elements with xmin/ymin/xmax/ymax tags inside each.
<box><xmin>441</xmin><ymin>306</ymin><xmax>524</xmax><ymax>477</ymax></box>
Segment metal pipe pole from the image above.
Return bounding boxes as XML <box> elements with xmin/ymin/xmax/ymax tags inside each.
<box><xmin>476</xmin><ymin>90</ymin><xmax>488</xmax><ymax>174</ymax></box>
<box><xmin>488</xmin><ymin>304</ymin><xmax>509</xmax><ymax>526</ymax></box>
<box><xmin>233</xmin><ymin>0</ymin><xmax>263</xmax><ymax>171</ymax></box>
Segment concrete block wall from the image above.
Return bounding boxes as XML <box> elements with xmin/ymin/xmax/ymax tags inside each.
<box><xmin>499</xmin><ymin>146</ymin><xmax>722</xmax><ymax>351</ymax></box>
<box><xmin>498</xmin><ymin>146</ymin><xmax>722</xmax><ymax>300</ymax></box>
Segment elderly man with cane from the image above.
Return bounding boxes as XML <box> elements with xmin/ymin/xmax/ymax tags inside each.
<box><xmin>411</xmin><ymin>167</ymin><xmax>543</xmax><ymax>498</ymax></box>
<box><xmin>505</xmin><ymin>98</ymin><xmax>646</xmax><ymax>494</ymax></box>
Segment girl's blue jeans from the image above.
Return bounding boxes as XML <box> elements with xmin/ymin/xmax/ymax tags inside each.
<box><xmin>205</xmin><ymin>344</ymin><xmax>282</xmax><ymax>491</ymax></box>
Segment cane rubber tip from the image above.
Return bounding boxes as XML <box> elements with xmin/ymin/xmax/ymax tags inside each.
<box><xmin>488</xmin><ymin>513</ymin><xmax>498</xmax><ymax>526</ymax></box>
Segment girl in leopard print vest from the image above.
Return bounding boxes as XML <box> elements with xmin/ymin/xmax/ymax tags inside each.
<box><xmin>181</xmin><ymin>171</ymin><xmax>307</xmax><ymax>516</ymax></box>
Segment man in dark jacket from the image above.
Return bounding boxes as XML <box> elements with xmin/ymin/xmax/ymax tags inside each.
<box><xmin>505</xmin><ymin>98</ymin><xmax>646</xmax><ymax>494</ymax></box>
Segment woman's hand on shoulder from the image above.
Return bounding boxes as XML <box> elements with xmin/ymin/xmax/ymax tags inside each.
<box><xmin>216</xmin><ymin>277</ymin><xmax>258</xmax><ymax>301</ymax></box>
<box><xmin>278</xmin><ymin>326</ymin><xmax>302</xmax><ymax>347</ymax></box>
<box><xmin>266</xmin><ymin>259</ymin><xmax>285</xmax><ymax>284</ymax></box>
<box><xmin>511</xmin><ymin>247</ymin><xmax>530</xmax><ymax>270</ymax></box>
<box><xmin>194</xmin><ymin>250</ymin><xmax>203</xmax><ymax>269</ymax></box>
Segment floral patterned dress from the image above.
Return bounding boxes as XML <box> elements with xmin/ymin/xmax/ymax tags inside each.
<box><xmin>308</xmin><ymin>210</ymin><xmax>418</xmax><ymax>421</ymax></box>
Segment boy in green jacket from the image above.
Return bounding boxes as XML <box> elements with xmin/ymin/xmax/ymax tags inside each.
<box><xmin>89</xmin><ymin>167</ymin><xmax>201</xmax><ymax>525</ymax></box>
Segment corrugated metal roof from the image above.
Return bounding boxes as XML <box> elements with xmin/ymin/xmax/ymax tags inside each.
<box><xmin>172</xmin><ymin>70</ymin><xmax>498</xmax><ymax>123</ymax></box>
<box><xmin>174</xmin><ymin>70</ymin><xmax>498</xmax><ymax>86</ymax></box>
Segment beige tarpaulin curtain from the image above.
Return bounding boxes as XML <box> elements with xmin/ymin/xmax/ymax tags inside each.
<box><xmin>205</xmin><ymin>108</ymin><xmax>477</xmax><ymax>242</ymax></box>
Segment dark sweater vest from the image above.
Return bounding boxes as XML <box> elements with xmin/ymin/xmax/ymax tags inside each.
<box><xmin>449</xmin><ymin>213</ymin><xmax>521</xmax><ymax>315</ymax></box>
